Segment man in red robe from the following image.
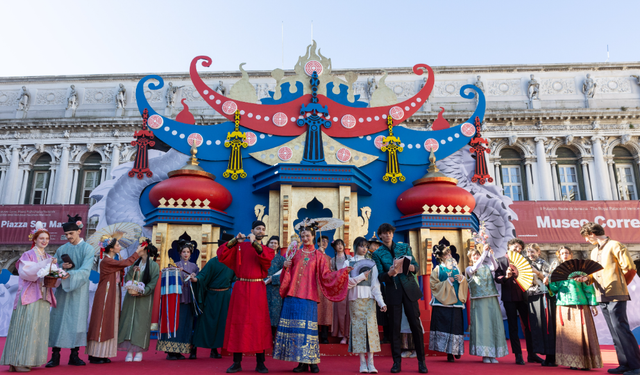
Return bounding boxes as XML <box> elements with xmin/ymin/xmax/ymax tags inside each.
<box><xmin>218</xmin><ymin>220</ymin><xmax>274</xmax><ymax>373</ymax></box>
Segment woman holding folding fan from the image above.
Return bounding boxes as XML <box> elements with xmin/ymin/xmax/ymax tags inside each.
<box><xmin>548</xmin><ymin>246</ymin><xmax>602</xmax><ymax>371</ymax></box>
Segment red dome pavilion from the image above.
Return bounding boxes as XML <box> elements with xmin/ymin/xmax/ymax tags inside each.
<box><xmin>397</xmin><ymin>150</ymin><xmax>475</xmax><ymax>216</ymax></box>
<box><xmin>149</xmin><ymin>144</ymin><xmax>232</xmax><ymax>212</ymax></box>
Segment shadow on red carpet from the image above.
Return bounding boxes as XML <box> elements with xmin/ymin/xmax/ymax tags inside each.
<box><xmin>0</xmin><ymin>338</ymin><xmax>623</xmax><ymax>374</ymax></box>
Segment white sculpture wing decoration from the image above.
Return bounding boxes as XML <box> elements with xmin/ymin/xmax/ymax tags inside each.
<box><xmin>89</xmin><ymin>149</ymin><xmax>188</xmax><ymax>238</ymax></box>
<box><xmin>437</xmin><ymin>146</ymin><xmax>518</xmax><ymax>258</ymax></box>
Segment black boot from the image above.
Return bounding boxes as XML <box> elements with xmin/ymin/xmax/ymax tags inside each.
<box><xmin>227</xmin><ymin>353</ymin><xmax>242</xmax><ymax>373</ymax></box>
<box><xmin>309</xmin><ymin>364</ymin><xmax>319</xmax><ymax>373</ymax></box>
<box><xmin>293</xmin><ymin>363</ymin><xmax>309</xmax><ymax>373</ymax></box>
<box><xmin>46</xmin><ymin>347</ymin><xmax>60</xmax><ymax>368</ymax></box>
<box><xmin>515</xmin><ymin>353</ymin><xmax>525</xmax><ymax>365</ymax></box>
<box><xmin>542</xmin><ymin>355</ymin><xmax>557</xmax><ymax>367</ymax></box>
<box><xmin>390</xmin><ymin>361</ymin><xmax>401</xmax><ymax>373</ymax></box>
<box><xmin>210</xmin><ymin>348</ymin><xmax>222</xmax><ymax>359</ymax></box>
<box><xmin>528</xmin><ymin>354</ymin><xmax>544</xmax><ymax>363</ymax></box>
<box><xmin>68</xmin><ymin>347</ymin><xmax>86</xmax><ymax>366</ymax></box>
<box><xmin>256</xmin><ymin>351</ymin><xmax>268</xmax><ymax>373</ymax></box>
<box><xmin>189</xmin><ymin>346</ymin><xmax>197</xmax><ymax>359</ymax></box>
<box><xmin>418</xmin><ymin>360</ymin><xmax>428</xmax><ymax>373</ymax></box>
<box><xmin>447</xmin><ymin>354</ymin><xmax>454</xmax><ymax>362</ymax></box>
<box><xmin>89</xmin><ymin>355</ymin><xmax>106</xmax><ymax>364</ymax></box>
<box><xmin>319</xmin><ymin>326</ymin><xmax>330</xmax><ymax>344</ymax></box>
<box><xmin>166</xmin><ymin>352</ymin><xmax>178</xmax><ymax>360</ymax></box>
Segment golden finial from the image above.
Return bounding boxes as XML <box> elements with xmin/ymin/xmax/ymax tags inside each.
<box><xmin>187</xmin><ymin>142</ymin><xmax>199</xmax><ymax>167</ymax></box>
<box><xmin>427</xmin><ymin>149</ymin><xmax>440</xmax><ymax>173</ymax></box>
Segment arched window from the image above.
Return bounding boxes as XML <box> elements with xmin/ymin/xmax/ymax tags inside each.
<box><xmin>26</xmin><ymin>154</ymin><xmax>52</xmax><ymax>204</ymax></box>
<box><xmin>556</xmin><ymin>147</ymin><xmax>585</xmax><ymax>201</ymax></box>
<box><xmin>76</xmin><ymin>153</ymin><xmax>102</xmax><ymax>205</ymax></box>
<box><xmin>499</xmin><ymin>148</ymin><xmax>528</xmax><ymax>201</ymax></box>
<box><xmin>612</xmin><ymin>146</ymin><xmax>639</xmax><ymax>200</ymax></box>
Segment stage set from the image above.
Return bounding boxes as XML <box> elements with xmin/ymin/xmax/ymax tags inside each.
<box><xmin>87</xmin><ymin>42</ymin><xmax>502</xmax><ymax>346</ymax></box>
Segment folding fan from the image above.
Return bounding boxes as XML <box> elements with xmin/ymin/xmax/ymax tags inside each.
<box><xmin>507</xmin><ymin>251</ymin><xmax>534</xmax><ymax>291</ymax></box>
<box><xmin>550</xmin><ymin>259</ymin><xmax>603</xmax><ymax>282</ymax></box>
<box><xmin>350</xmin><ymin>259</ymin><xmax>376</xmax><ymax>278</ymax></box>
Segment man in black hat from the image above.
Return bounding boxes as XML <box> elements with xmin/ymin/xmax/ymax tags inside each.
<box><xmin>190</xmin><ymin>233</ymin><xmax>236</xmax><ymax>360</ymax></box>
<box><xmin>47</xmin><ymin>215</ymin><xmax>95</xmax><ymax>367</ymax></box>
<box><xmin>217</xmin><ymin>221</ymin><xmax>274</xmax><ymax>373</ymax></box>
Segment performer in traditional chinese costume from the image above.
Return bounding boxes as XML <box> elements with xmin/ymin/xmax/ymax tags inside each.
<box><xmin>316</xmin><ymin>235</ymin><xmax>333</xmax><ymax>344</ymax></box>
<box><xmin>191</xmin><ymin>233</ymin><xmax>235</xmax><ymax>359</ymax></box>
<box><xmin>117</xmin><ymin>242</ymin><xmax>160</xmax><ymax>362</ymax></box>
<box><xmin>429</xmin><ymin>244</ymin><xmax>468</xmax><ymax>361</ymax></box>
<box><xmin>465</xmin><ymin>244</ymin><xmax>508</xmax><ymax>363</ymax></box>
<box><xmin>47</xmin><ymin>215</ymin><xmax>94</xmax><ymax>367</ymax></box>
<box><xmin>86</xmin><ymin>238</ymin><xmax>145</xmax><ymax>364</ymax></box>
<box><xmin>217</xmin><ymin>221</ymin><xmax>274</xmax><ymax>373</ymax></box>
<box><xmin>524</xmin><ymin>243</ymin><xmax>556</xmax><ymax>366</ymax></box>
<box><xmin>1</xmin><ymin>223</ymin><xmax>57</xmax><ymax>372</ymax></box>
<box><xmin>265</xmin><ymin>236</ymin><xmax>285</xmax><ymax>342</ymax></box>
<box><xmin>343</xmin><ymin>237</ymin><xmax>387</xmax><ymax>374</ymax></box>
<box><xmin>330</xmin><ymin>238</ymin><xmax>352</xmax><ymax>345</ymax></box>
<box><xmin>158</xmin><ymin>240</ymin><xmax>200</xmax><ymax>360</ymax></box>
<box><xmin>273</xmin><ymin>220</ymin><xmax>350</xmax><ymax>373</ymax></box>
<box><xmin>548</xmin><ymin>246</ymin><xmax>602</xmax><ymax>370</ymax></box>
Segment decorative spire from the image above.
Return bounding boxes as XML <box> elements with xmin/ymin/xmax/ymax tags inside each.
<box><xmin>381</xmin><ymin>116</ymin><xmax>405</xmax><ymax>183</ymax></box>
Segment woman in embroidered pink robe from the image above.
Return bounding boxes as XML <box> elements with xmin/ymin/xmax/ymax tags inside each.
<box><xmin>273</xmin><ymin>227</ymin><xmax>351</xmax><ymax>372</ymax></box>
<box><xmin>1</xmin><ymin>227</ymin><xmax>58</xmax><ymax>372</ymax></box>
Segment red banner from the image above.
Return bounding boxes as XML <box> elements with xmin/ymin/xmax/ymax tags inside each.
<box><xmin>0</xmin><ymin>205</ymin><xmax>90</xmax><ymax>245</ymax></box>
<box><xmin>510</xmin><ymin>201</ymin><xmax>640</xmax><ymax>244</ymax></box>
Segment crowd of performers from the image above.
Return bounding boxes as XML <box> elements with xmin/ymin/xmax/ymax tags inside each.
<box><xmin>1</xmin><ymin>215</ymin><xmax>639</xmax><ymax>375</ymax></box>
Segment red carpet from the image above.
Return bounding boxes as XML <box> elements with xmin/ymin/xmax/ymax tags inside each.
<box><xmin>0</xmin><ymin>338</ymin><xmax>626</xmax><ymax>374</ymax></box>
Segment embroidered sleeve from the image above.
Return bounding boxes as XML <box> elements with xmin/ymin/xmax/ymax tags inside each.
<box><xmin>316</xmin><ymin>252</ymin><xmax>350</xmax><ymax>302</ymax></box>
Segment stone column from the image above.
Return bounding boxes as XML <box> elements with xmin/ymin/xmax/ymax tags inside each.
<box><xmin>493</xmin><ymin>160</ymin><xmax>502</xmax><ymax>187</ymax></box>
<box><xmin>18</xmin><ymin>167</ymin><xmax>30</xmax><ymax>204</ymax></box>
<box><xmin>535</xmin><ymin>137</ymin><xmax>554</xmax><ymax>200</ymax></box>
<box><xmin>0</xmin><ymin>166</ymin><xmax>6</xmax><ymax>198</ymax></box>
<box><xmin>69</xmin><ymin>166</ymin><xmax>80</xmax><ymax>204</ymax></box>
<box><xmin>109</xmin><ymin>143</ymin><xmax>121</xmax><ymax>180</ymax></box>
<box><xmin>46</xmin><ymin>167</ymin><xmax>57</xmax><ymax>204</ymax></box>
<box><xmin>100</xmin><ymin>165</ymin><xmax>108</xmax><ymax>183</ymax></box>
<box><xmin>580</xmin><ymin>161</ymin><xmax>593</xmax><ymax>200</ymax></box>
<box><xmin>4</xmin><ymin>146</ymin><xmax>21</xmax><ymax>204</ymax></box>
<box><xmin>587</xmin><ymin>159</ymin><xmax>600</xmax><ymax>200</ymax></box>
<box><xmin>591</xmin><ymin>137</ymin><xmax>612</xmax><ymax>200</ymax></box>
<box><xmin>607</xmin><ymin>160</ymin><xmax>619</xmax><ymax>200</ymax></box>
<box><xmin>549</xmin><ymin>161</ymin><xmax>560</xmax><ymax>200</ymax></box>
<box><xmin>525</xmin><ymin>159</ymin><xmax>537</xmax><ymax>200</ymax></box>
<box><xmin>53</xmin><ymin>144</ymin><xmax>70</xmax><ymax>204</ymax></box>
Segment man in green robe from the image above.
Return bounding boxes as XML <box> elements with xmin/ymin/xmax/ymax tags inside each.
<box><xmin>46</xmin><ymin>215</ymin><xmax>95</xmax><ymax>367</ymax></box>
<box><xmin>190</xmin><ymin>233</ymin><xmax>235</xmax><ymax>359</ymax></box>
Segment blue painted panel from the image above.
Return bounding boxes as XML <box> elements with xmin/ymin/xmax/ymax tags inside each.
<box><xmin>260</xmin><ymin>82</ymin><xmax>304</xmax><ymax>105</ymax></box>
<box><xmin>325</xmin><ymin>82</ymin><xmax>368</xmax><ymax>108</ymax></box>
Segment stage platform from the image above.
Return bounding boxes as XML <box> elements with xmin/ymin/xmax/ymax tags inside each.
<box><xmin>0</xmin><ymin>338</ymin><xmax>626</xmax><ymax>374</ymax></box>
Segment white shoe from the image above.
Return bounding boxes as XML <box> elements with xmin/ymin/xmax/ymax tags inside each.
<box><xmin>359</xmin><ymin>353</ymin><xmax>368</xmax><ymax>373</ymax></box>
<box><xmin>125</xmin><ymin>352</ymin><xmax>133</xmax><ymax>362</ymax></box>
<box><xmin>401</xmin><ymin>351</ymin><xmax>411</xmax><ymax>358</ymax></box>
<box><xmin>490</xmin><ymin>358</ymin><xmax>499</xmax><ymax>364</ymax></box>
<box><xmin>133</xmin><ymin>352</ymin><xmax>143</xmax><ymax>362</ymax></box>
<box><xmin>482</xmin><ymin>357</ymin><xmax>491</xmax><ymax>363</ymax></box>
<box><xmin>409</xmin><ymin>350</ymin><xmax>417</xmax><ymax>358</ymax></box>
<box><xmin>367</xmin><ymin>353</ymin><xmax>378</xmax><ymax>374</ymax></box>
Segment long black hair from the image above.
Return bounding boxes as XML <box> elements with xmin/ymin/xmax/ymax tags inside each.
<box><xmin>133</xmin><ymin>241</ymin><xmax>158</xmax><ymax>285</ymax></box>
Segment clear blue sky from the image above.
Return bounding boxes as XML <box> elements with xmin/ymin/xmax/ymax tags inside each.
<box><xmin>1</xmin><ymin>0</ymin><xmax>638</xmax><ymax>77</ymax></box>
